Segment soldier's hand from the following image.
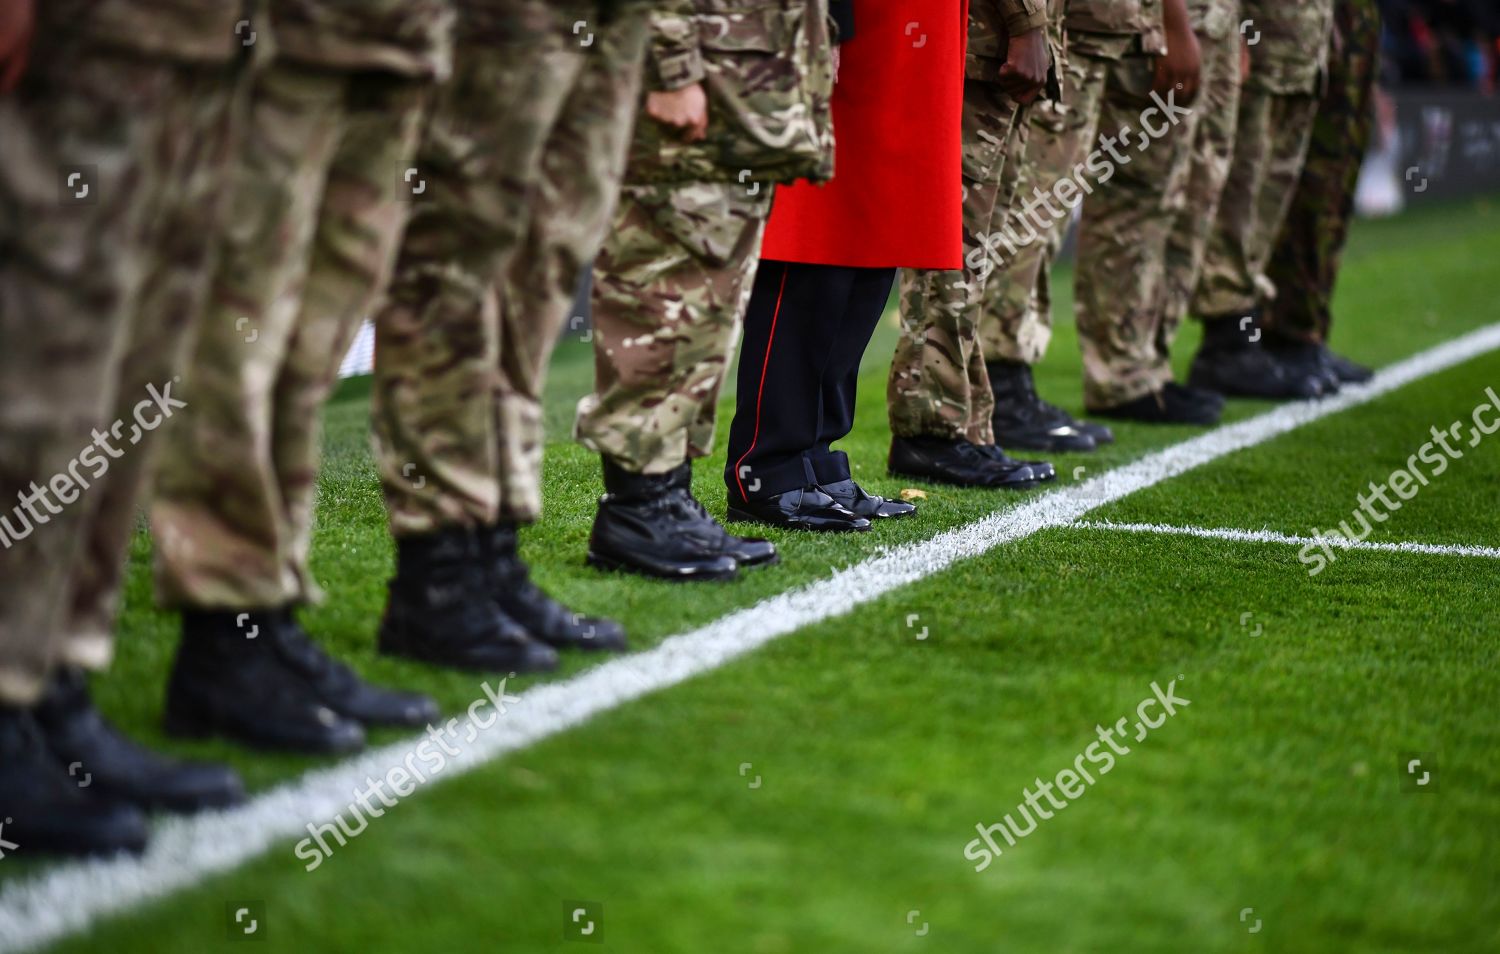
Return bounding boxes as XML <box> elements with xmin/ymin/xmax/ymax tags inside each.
<box><xmin>646</xmin><ymin>83</ymin><xmax>709</xmax><ymax>143</ymax></box>
<box><xmin>1153</xmin><ymin>18</ymin><xmax>1201</xmax><ymax>105</ymax></box>
<box><xmin>0</xmin><ymin>0</ymin><xmax>35</xmax><ymax>94</ymax></box>
<box><xmin>1240</xmin><ymin>38</ymin><xmax>1251</xmax><ymax>82</ymax></box>
<box><xmin>997</xmin><ymin>28</ymin><xmax>1048</xmax><ymax>104</ymax></box>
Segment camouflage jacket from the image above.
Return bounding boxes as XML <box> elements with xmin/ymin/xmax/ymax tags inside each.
<box><xmin>52</xmin><ymin>0</ymin><xmax>252</xmax><ymax>64</ymax></box>
<box><xmin>1186</xmin><ymin>0</ymin><xmax>1239</xmax><ymax>41</ymax></box>
<box><xmin>627</xmin><ymin>0</ymin><xmax>836</xmax><ymax>187</ymax></box>
<box><xmin>1066</xmin><ymin>0</ymin><xmax>1165</xmax><ymax>54</ymax></box>
<box><xmin>966</xmin><ymin>0</ymin><xmax>1052</xmax><ymax>83</ymax></box>
<box><xmin>1241</xmin><ymin>0</ymin><xmax>1335</xmax><ymax>96</ymax></box>
<box><xmin>270</xmin><ymin>0</ymin><xmax>456</xmax><ymax>79</ymax></box>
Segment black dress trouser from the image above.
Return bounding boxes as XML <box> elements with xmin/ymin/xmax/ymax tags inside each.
<box><xmin>723</xmin><ymin>260</ymin><xmax>896</xmax><ymax>502</ymax></box>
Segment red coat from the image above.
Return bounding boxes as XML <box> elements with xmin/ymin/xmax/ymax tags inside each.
<box><xmin>759</xmin><ymin>1</ymin><xmax>969</xmax><ymax>270</ymax></box>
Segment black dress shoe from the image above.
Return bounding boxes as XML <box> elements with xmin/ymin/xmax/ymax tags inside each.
<box><xmin>380</xmin><ymin>528</ymin><xmax>560</xmax><ymax>673</ymax></box>
<box><xmin>484</xmin><ymin>523</ymin><xmax>628</xmax><ymax>652</ymax></box>
<box><xmin>820</xmin><ymin>478</ymin><xmax>916</xmax><ymax>519</ymax></box>
<box><xmin>975</xmin><ymin>444</ymin><xmax>1057</xmax><ymax>482</ymax></box>
<box><xmin>1319</xmin><ymin>346</ymin><xmax>1373</xmax><ymax>384</ymax></box>
<box><xmin>1091</xmin><ymin>385</ymin><xmax>1222</xmax><ymax>425</ymax></box>
<box><xmin>271</xmin><ymin>611</ymin><xmax>439</xmax><ymax>728</ymax></box>
<box><xmin>588</xmin><ymin>461</ymin><xmax>743</xmax><ymax>580</ymax></box>
<box><xmin>34</xmin><ymin>667</ymin><xmax>245</xmax><ymax>813</ymax></box>
<box><xmin>1191</xmin><ymin>313</ymin><xmax>1325</xmax><ymax>400</ymax></box>
<box><xmin>1267</xmin><ymin>339</ymin><xmax>1341</xmax><ymax>394</ymax></box>
<box><xmin>167</xmin><ymin>610</ymin><xmax>366</xmax><ymax>755</ymax></box>
<box><xmin>986</xmin><ymin>360</ymin><xmax>1099</xmax><ymax>452</ymax></box>
<box><xmin>0</xmin><ymin>705</ymin><xmax>148</xmax><ymax>857</ymax></box>
<box><xmin>727</xmin><ymin>486</ymin><xmax>872</xmax><ymax>532</ymax></box>
<box><xmin>665</xmin><ymin>464</ymin><xmax>779</xmax><ymax>567</ymax></box>
<box><xmin>889</xmin><ymin>435</ymin><xmax>1042</xmax><ymax>489</ymax></box>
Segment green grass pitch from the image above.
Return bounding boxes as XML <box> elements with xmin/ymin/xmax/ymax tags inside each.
<box><xmin>4</xmin><ymin>197</ymin><xmax>1499</xmax><ymax>953</ymax></box>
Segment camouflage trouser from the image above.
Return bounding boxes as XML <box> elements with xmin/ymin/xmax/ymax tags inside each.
<box><xmin>888</xmin><ymin>80</ymin><xmax>1024</xmax><ymax>443</ymax></box>
<box><xmin>1262</xmin><ymin>0</ymin><xmax>1380</xmax><ymax>344</ymax></box>
<box><xmin>0</xmin><ymin>47</ymin><xmax>241</xmax><ymax>703</ymax></box>
<box><xmin>578</xmin><ymin>183</ymin><xmax>772</xmax><ymax>474</ymax></box>
<box><xmin>974</xmin><ymin>41</ymin><xmax>1121</xmax><ymax>369</ymax></box>
<box><xmin>1190</xmin><ymin>86</ymin><xmax>1320</xmax><ymax>319</ymax></box>
<box><xmin>152</xmin><ymin>62</ymin><xmax>430</xmax><ymax>609</ymax></box>
<box><xmin>1162</xmin><ymin>8</ymin><xmax>1245</xmax><ymax>327</ymax></box>
<box><xmin>1074</xmin><ymin>56</ymin><xmax>1199</xmax><ymax>409</ymax></box>
<box><xmin>373</xmin><ymin>6</ymin><xmax>649</xmax><ymax>534</ymax></box>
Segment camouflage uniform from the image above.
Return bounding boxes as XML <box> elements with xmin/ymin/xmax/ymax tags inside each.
<box><xmin>1190</xmin><ymin>0</ymin><xmax>1336</xmax><ymax>321</ymax></box>
<box><xmin>886</xmin><ymin>0</ymin><xmax>1051</xmax><ymax>443</ymax></box>
<box><xmin>1262</xmin><ymin>0</ymin><xmax>1380</xmax><ymax>345</ymax></box>
<box><xmin>578</xmin><ymin>0</ymin><xmax>835</xmax><ymax>473</ymax></box>
<box><xmin>1162</xmin><ymin>0</ymin><xmax>1243</xmax><ymax>327</ymax></box>
<box><xmin>0</xmin><ymin>1</ymin><xmax>248</xmax><ymax>703</ymax></box>
<box><xmin>373</xmin><ymin>1</ymin><xmax>650</xmax><ymax>535</ymax></box>
<box><xmin>976</xmin><ymin>0</ymin><xmax>1165</xmax><ymax>370</ymax></box>
<box><xmin>152</xmin><ymin>1</ymin><xmax>452</xmax><ymax>610</ymax></box>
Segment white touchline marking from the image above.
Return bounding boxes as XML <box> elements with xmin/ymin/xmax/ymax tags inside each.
<box><xmin>1074</xmin><ymin>520</ymin><xmax>1500</xmax><ymax>561</ymax></box>
<box><xmin>3</xmin><ymin>322</ymin><xmax>1499</xmax><ymax>952</ymax></box>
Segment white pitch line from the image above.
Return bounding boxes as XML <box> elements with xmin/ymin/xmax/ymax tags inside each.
<box><xmin>1074</xmin><ymin>520</ymin><xmax>1500</xmax><ymax>560</ymax></box>
<box><xmin>3</xmin><ymin>322</ymin><xmax>1500</xmax><ymax>953</ymax></box>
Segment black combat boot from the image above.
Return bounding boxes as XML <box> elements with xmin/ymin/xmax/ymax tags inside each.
<box><xmin>1265</xmin><ymin>334</ymin><xmax>1341</xmax><ymax>394</ymax></box>
<box><xmin>35</xmin><ymin>666</ymin><xmax>245</xmax><ymax>813</ymax></box>
<box><xmin>664</xmin><ymin>463</ymin><xmax>780</xmax><ymax>566</ymax></box>
<box><xmin>889</xmin><ymin>436</ymin><xmax>1044</xmax><ymax>489</ymax></box>
<box><xmin>0</xmin><ymin>703</ymin><xmax>148</xmax><ymax>857</ymax></box>
<box><xmin>166</xmin><ymin>609</ymin><xmax>366</xmax><ymax>755</ymax></box>
<box><xmin>1189</xmin><ymin>312</ymin><xmax>1326</xmax><ymax>399</ymax></box>
<box><xmin>269</xmin><ymin>610</ymin><xmax>439</xmax><ymax>727</ymax></box>
<box><xmin>987</xmin><ymin>360</ymin><xmax>1110</xmax><ymax>451</ymax></box>
<box><xmin>589</xmin><ymin>461</ymin><xmax>742</xmax><ymax>580</ymax></box>
<box><xmin>380</xmin><ymin>527</ymin><xmax>559</xmax><ymax>673</ymax></box>
<box><xmin>1091</xmin><ymin>383</ymin><xmax>1223</xmax><ymax>425</ymax></box>
<box><xmin>484</xmin><ymin>522</ymin><xmax>628</xmax><ymax>652</ymax></box>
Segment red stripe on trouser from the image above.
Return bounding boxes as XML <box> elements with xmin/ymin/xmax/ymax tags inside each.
<box><xmin>732</xmin><ymin>264</ymin><xmax>790</xmax><ymax>501</ymax></box>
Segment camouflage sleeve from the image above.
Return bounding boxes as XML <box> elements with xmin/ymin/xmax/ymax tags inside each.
<box><xmin>994</xmin><ymin>0</ymin><xmax>1048</xmax><ymax>35</ymax></box>
<box><xmin>649</xmin><ymin>1</ymin><xmax>705</xmax><ymax>91</ymax></box>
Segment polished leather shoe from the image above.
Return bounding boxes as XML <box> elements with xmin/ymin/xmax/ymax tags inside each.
<box><xmin>665</xmin><ymin>464</ymin><xmax>779</xmax><ymax>567</ymax></box>
<box><xmin>975</xmin><ymin>444</ymin><xmax>1057</xmax><ymax>482</ymax></box>
<box><xmin>589</xmin><ymin>461</ymin><xmax>745</xmax><ymax>579</ymax></box>
<box><xmin>820</xmin><ymin>478</ymin><xmax>916</xmax><ymax>519</ymax></box>
<box><xmin>167</xmin><ymin>610</ymin><xmax>366</xmax><ymax>755</ymax></box>
<box><xmin>889</xmin><ymin>435</ymin><xmax>1042</xmax><ymax>489</ymax></box>
<box><xmin>484</xmin><ymin>523</ymin><xmax>628</xmax><ymax>652</ymax></box>
<box><xmin>0</xmin><ymin>705</ymin><xmax>148</xmax><ymax>857</ymax></box>
<box><xmin>987</xmin><ymin>360</ymin><xmax>1101</xmax><ymax>452</ymax></box>
<box><xmin>272</xmin><ymin>612</ymin><xmax>439</xmax><ymax>728</ymax></box>
<box><xmin>35</xmin><ymin>667</ymin><xmax>244</xmax><ymax>813</ymax></box>
<box><xmin>1320</xmin><ymin>346</ymin><xmax>1373</xmax><ymax>384</ymax></box>
<box><xmin>380</xmin><ymin>528</ymin><xmax>559</xmax><ymax>673</ymax></box>
<box><xmin>727</xmin><ymin>486</ymin><xmax>871</xmax><ymax>532</ymax></box>
<box><xmin>1092</xmin><ymin>385</ymin><xmax>1222</xmax><ymax>425</ymax></box>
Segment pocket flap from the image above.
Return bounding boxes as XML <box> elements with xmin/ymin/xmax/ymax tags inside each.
<box><xmin>698</xmin><ymin>4</ymin><xmax>789</xmax><ymax>54</ymax></box>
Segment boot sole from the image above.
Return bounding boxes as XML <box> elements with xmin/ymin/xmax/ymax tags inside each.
<box><xmin>887</xmin><ymin>467</ymin><xmax>1042</xmax><ymax>492</ymax></box>
<box><xmin>377</xmin><ymin>633</ymin><xmax>560</xmax><ymax>675</ymax></box>
<box><xmin>163</xmin><ymin>705</ymin><xmax>366</xmax><ymax>756</ymax></box>
<box><xmin>586</xmin><ymin>549</ymin><xmax>741</xmax><ymax>582</ymax></box>
<box><xmin>724</xmin><ymin>507</ymin><xmax>871</xmax><ymax>533</ymax></box>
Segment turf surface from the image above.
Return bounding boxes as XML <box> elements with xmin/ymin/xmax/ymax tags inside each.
<box><xmin>6</xmin><ymin>197</ymin><xmax>1500</xmax><ymax>953</ymax></box>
